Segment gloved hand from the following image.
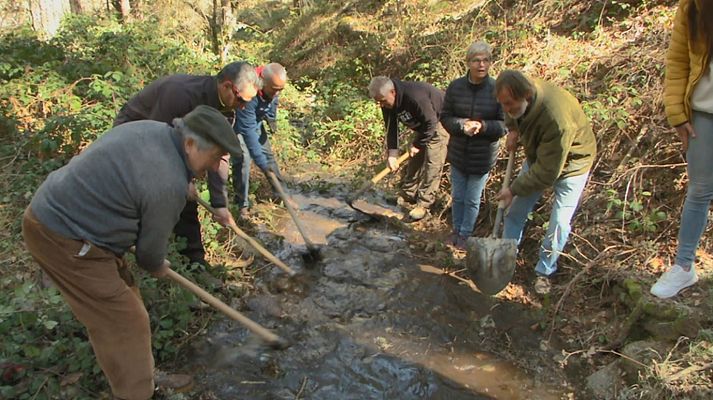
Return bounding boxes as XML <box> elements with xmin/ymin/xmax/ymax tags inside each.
<box><xmin>387</xmin><ymin>149</ymin><xmax>400</xmax><ymax>171</ymax></box>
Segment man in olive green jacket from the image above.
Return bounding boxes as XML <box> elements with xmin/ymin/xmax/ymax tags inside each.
<box><xmin>495</xmin><ymin>70</ymin><xmax>596</xmax><ymax>277</ymax></box>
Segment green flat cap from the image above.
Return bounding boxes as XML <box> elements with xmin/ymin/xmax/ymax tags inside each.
<box><xmin>183</xmin><ymin>105</ymin><xmax>241</xmax><ymax>157</ymax></box>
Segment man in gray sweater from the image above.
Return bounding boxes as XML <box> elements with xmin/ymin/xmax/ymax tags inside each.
<box><xmin>22</xmin><ymin>105</ymin><xmax>241</xmax><ymax>399</ymax></box>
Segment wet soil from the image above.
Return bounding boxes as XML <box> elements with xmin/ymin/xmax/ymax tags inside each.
<box><xmin>186</xmin><ymin>186</ymin><xmax>578</xmax><ymax>399</ymax></box>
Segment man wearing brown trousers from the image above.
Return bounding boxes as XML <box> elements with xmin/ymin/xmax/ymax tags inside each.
<box><xmin>22</xmin><ymin>106</ymin><xmax>242</xmax><ymax>399</ymax></box>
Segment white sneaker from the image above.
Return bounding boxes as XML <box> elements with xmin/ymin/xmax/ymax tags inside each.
<box><xmin>650</xmin><ymin>264</ymin><xmax>698</xmax><ymax>299</ymax></box>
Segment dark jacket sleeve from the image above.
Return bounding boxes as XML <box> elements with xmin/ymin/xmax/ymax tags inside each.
<box><xmin>478</xmin><ymin>103</ymin><xmax>506</xmax><ymax>141</ymax></box>
<box><xmin>441</xmin><ymin>83</ymin><xmax>467</xmax><ymax>137</ymax></box>
<box><xmin>383</xmin><ymin>108</ymin><xmax>399</xmax><ymax>150</ymax></box>
<box><xmin>411</xmin><ymin>96</ymin><xmax>440</xmax><ymax>149</ymax></box>
<box><xmin>149</xmin><ymin>83</ymin><xmax>194</xmax><ymax>124</ymax></box>
<box><xmin>207</xmin><ymin>160</ymin><xmax>229</xmax><ymax>208</ymax></box>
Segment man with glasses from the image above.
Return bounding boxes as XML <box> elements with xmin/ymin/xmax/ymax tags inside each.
<box><xmin>115</xmin><ymin>61</ymin><xmax>260</xmax><ymax>267</ymax></box>
<box><xmin>367</xmin><ymin>76</ymin><xmax>448</xmax><ymax>221</ymax></box>
<box><xmin>232</xmin><ymin>63</ymin><xmax>289</xmax><ymax>219</ymax></box>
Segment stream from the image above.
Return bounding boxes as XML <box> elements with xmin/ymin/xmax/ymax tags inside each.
<box><xmin>185</xmin><ymin>184</ymin><xmax>574</xmax><ymax>399</ymax></box>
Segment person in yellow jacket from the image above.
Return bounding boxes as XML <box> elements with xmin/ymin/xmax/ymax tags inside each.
<box><xmin>652</xmin><ymin>0</ymin><xmax>713</xmax><ymax>298</ymax></box>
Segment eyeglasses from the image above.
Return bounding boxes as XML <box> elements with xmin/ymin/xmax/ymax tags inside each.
<box><xmin>469</xmin><ymin>58</ymin><xmax>491</xmax><ymax>64</ymax></box>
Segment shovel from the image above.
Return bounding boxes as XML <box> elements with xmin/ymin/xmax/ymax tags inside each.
<box><xmin>165</xmin><ymin>269</ymin><xmax>289</xmax><ymax>349</ymax></box>
<box><xmin>346</xmin><ymin>152</ymin><xmax>410</xmax><ymax>218</ymax></box>
<box><xmin>195</xmin><ymin>197</ymin><xmax>297</xmax><ymax>277</ymax></box>
<box><xmin>466</xmin><ymin>150</ymin><xmax>518</xmax><ymax>295</ymax></box>
<box><xmin>265</xmin><ymin>171</ymin><xmax>321</xmax><ymax>262</ymax></box>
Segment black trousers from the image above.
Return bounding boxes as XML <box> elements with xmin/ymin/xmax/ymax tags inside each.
<box><xmin>173</xmin><ymin>200</ymin><xmax>205</xmax><ymax>264</ymax></box>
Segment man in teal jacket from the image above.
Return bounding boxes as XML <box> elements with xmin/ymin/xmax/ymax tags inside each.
<box><xmin>495</xmin><ymin>70</ymin><xmax>596</xmax><ymax>277</ymax></box>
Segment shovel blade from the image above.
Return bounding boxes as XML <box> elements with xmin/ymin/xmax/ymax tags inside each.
<box><xmin>465</xmin><ymin>236</ymin><xmax>518</xmax><ymax>295</ymax></box>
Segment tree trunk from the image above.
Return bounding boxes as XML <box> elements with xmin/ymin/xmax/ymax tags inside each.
<box><xmin>218</xmin><ymin>0</ymin><xmax>234</xmax><ymax>63</ymax></box>
<box><xmin>210</xmin><ymin>0</ymin><xmax>233</xmax><ymax>62</ymax></box>
<box><xmin>112</xmin><ymin>0</ymin><xmax>131</xmax><ymax>22</ymax></box>
<box><xmin>69</xmin><ymin>0</ymin><xmax>83</xmax><ymax>13</ymax></box>
<box><xmin>29</xmin><ymin>0</ymin><xmax>72</xmax><ymax>39</ymax></box>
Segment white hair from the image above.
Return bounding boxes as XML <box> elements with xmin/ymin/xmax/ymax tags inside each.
<box><xmin>466</xmin><ymin>40</ymin><xmax>492</xmax><ymax>61</ymax></box>
<box><xmin>367</xmin><ymin>76</ymin><xmax>394</xmax><ymax>98</ymax></box>
<box><xmin>173</xmin><ymin>118</ymin><xmax>218</xmax><ymax>152</ymax></box>
<box><xmin>262</xmin><ymin>63</ymin><xmax>288</xmax><ymax>82</ymax></box>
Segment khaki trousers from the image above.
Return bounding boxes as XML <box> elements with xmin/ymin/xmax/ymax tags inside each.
<box><xmin>401</xmin><ymin>123</ymin><xmax>449</xmax><ymax>208</ymax></box>
<box><xmin>22</xmin><ymin>207</ymin><xmax>155</xmax><ymax>399</ymax></box>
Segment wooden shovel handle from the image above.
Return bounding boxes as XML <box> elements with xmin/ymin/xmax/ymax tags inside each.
<box><xmin>351</xmin><ymin>152</ymin><xmax>411</xmax><ymax>200</ymax></box>
<box><xmin>492</xmin><ymin>150</ymin><xmax>516</xmax><ymax>238</ymax></box>
<box><xmin>265</xmin><ymin>171</ymin><xmax>318</xmax><ymax>252</ymax></box>
<box><xmin>195</xmin><ymin>197</ymin><xmax>296</xmax><ymax>276</ymax></box>
<box><xmin>165</xmin><ymin>269</ymin><xmax>284</xmax><ymax>346</ymax></box>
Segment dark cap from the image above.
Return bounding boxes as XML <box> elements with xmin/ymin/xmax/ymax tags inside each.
<box><xmin>183</xmin><ymin>105</ymin><xmax>241</xmax><ymax>157</ymax></box>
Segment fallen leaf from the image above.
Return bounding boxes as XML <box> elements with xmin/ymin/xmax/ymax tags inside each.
<box><xmin>61</xmin><ymin>372</ymin><xmax>82</xmax><ymax>387</ymax></box>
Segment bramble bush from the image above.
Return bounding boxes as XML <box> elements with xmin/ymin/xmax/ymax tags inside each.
<box><xmin>0</xmin><ymin>15</ymin><xmax>232</xmax><ymax>399</ymax></box>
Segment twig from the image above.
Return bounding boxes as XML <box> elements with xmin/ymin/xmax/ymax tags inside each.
<box><xmin>295</xmin><ymin>376</ymin><xmax>308</xmax><ymax>399</ymax></box>
<box><xmin>29</xmin><ymin>376</ymin><xmax>49</xmax><ymax>400</ymax></box>
<box><xmin>608</xmin><ymin>163</ymin><xmax>687</xmax><ymax>185</ymax></box>
<box><xmin>665</xmin><ymin>362</ymin><xmax>713</xmax><ymax>383</ymax></box>
<box><xmin>547</xmin><ymin>246</ymin><xmax>622</xmax><ymax>340</ymax></box>
<box><xmin>603</xmin><ymin>299</ymin><xmax>644</xmax><ymax>350</ymax></box>
<box><xmin>561</xmin><ymin>347</ymin><xmax>650</xmax><ymax>369</ymax></box>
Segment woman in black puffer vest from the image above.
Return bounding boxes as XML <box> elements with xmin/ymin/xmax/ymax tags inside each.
<box><xmin>441</xmin><ymin>40</ymin><xmax>506</xmax><ymax>249</ymax></box>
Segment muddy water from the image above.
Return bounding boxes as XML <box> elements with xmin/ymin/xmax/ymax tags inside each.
<box><xmin>187</xmin><ymin>190</ymin><xmax>569</xmax><ymax>399</ymax></box>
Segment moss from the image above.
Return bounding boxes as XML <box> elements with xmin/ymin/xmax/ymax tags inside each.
<box><xmin>641</xmin><ymin>301</ymin><xmax>688</xmax><ymax>321</ymax></box>
<box><xmin>623</xmin><ymin>278</ymin><xmax>643</xmax><ymax>302</ymax></box>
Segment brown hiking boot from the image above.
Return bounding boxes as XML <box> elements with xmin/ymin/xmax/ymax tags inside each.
<box><xmin>238</xmin><ymin>207</ymin><xmax>250</xmax><ymax>220</ymax></box>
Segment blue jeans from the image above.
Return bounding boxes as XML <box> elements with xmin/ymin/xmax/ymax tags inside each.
<box><xmin>231</xmin><ymin>132</ymin><xmax>281</xmax><ymax>209</ymax></box>
<box><xmin>676</xmin><ymin>111</ymin><xmax>713</xmax><ymax>268</ymax></box>
<box><xmin>450</xmin><ymin>166</ymin><xmax>489</xmax><ymax>237</ymax></box>
<box><xmin>503</xmin><ymin>161</ymin><xmax>589</xmax><ymax>276</ymax></box>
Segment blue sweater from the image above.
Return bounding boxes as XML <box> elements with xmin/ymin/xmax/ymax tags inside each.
<box><xmin>233</xmin><ymin>92</ymin><xmax>278</xmax><ymax>169</ymax></box>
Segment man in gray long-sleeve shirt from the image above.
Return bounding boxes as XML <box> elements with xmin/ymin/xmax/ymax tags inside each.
<box><xmin>22</xmin><ymin>105</ymin><xmax>241</xmax><ymax>399</ymax></box>
<box><xmin>115</xmin><ymin>61</ymin><xmax>260</xmax><ymax>266</ymax></box>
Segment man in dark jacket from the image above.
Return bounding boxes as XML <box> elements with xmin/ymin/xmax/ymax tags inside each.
<box><xmin>441</xmin><ymin>40</ymin><xmax>506</xmax><ymax>249</ymax></box>
<box><xmin>115</xmin><ymin>61</ymin><xmax>260</xmax><ymax>265</ymax></box>
<box><xmin>368</xmin><ymin>76</ymin><xmax>448</xmax><ymax>220</ymax></box>
<box><xmin>495</xmin><ymin>70</ymin><xmax>596</xmax><ymax>278</ymax></box>
<box><xmin>23</xmin><ymin>106</ymin><xmax>242</xmax><ymax>399</ymax></box>
<box><xmin>232</xmin><ymin>63</ymin><xmax>287</xmax><ymax>219</ymax></box>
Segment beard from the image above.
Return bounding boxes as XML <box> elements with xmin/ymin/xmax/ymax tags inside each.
<box><xmin>507</xmin><ymin>99</ymin><xmax>529</xmax><ymax>119</ymax></box>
